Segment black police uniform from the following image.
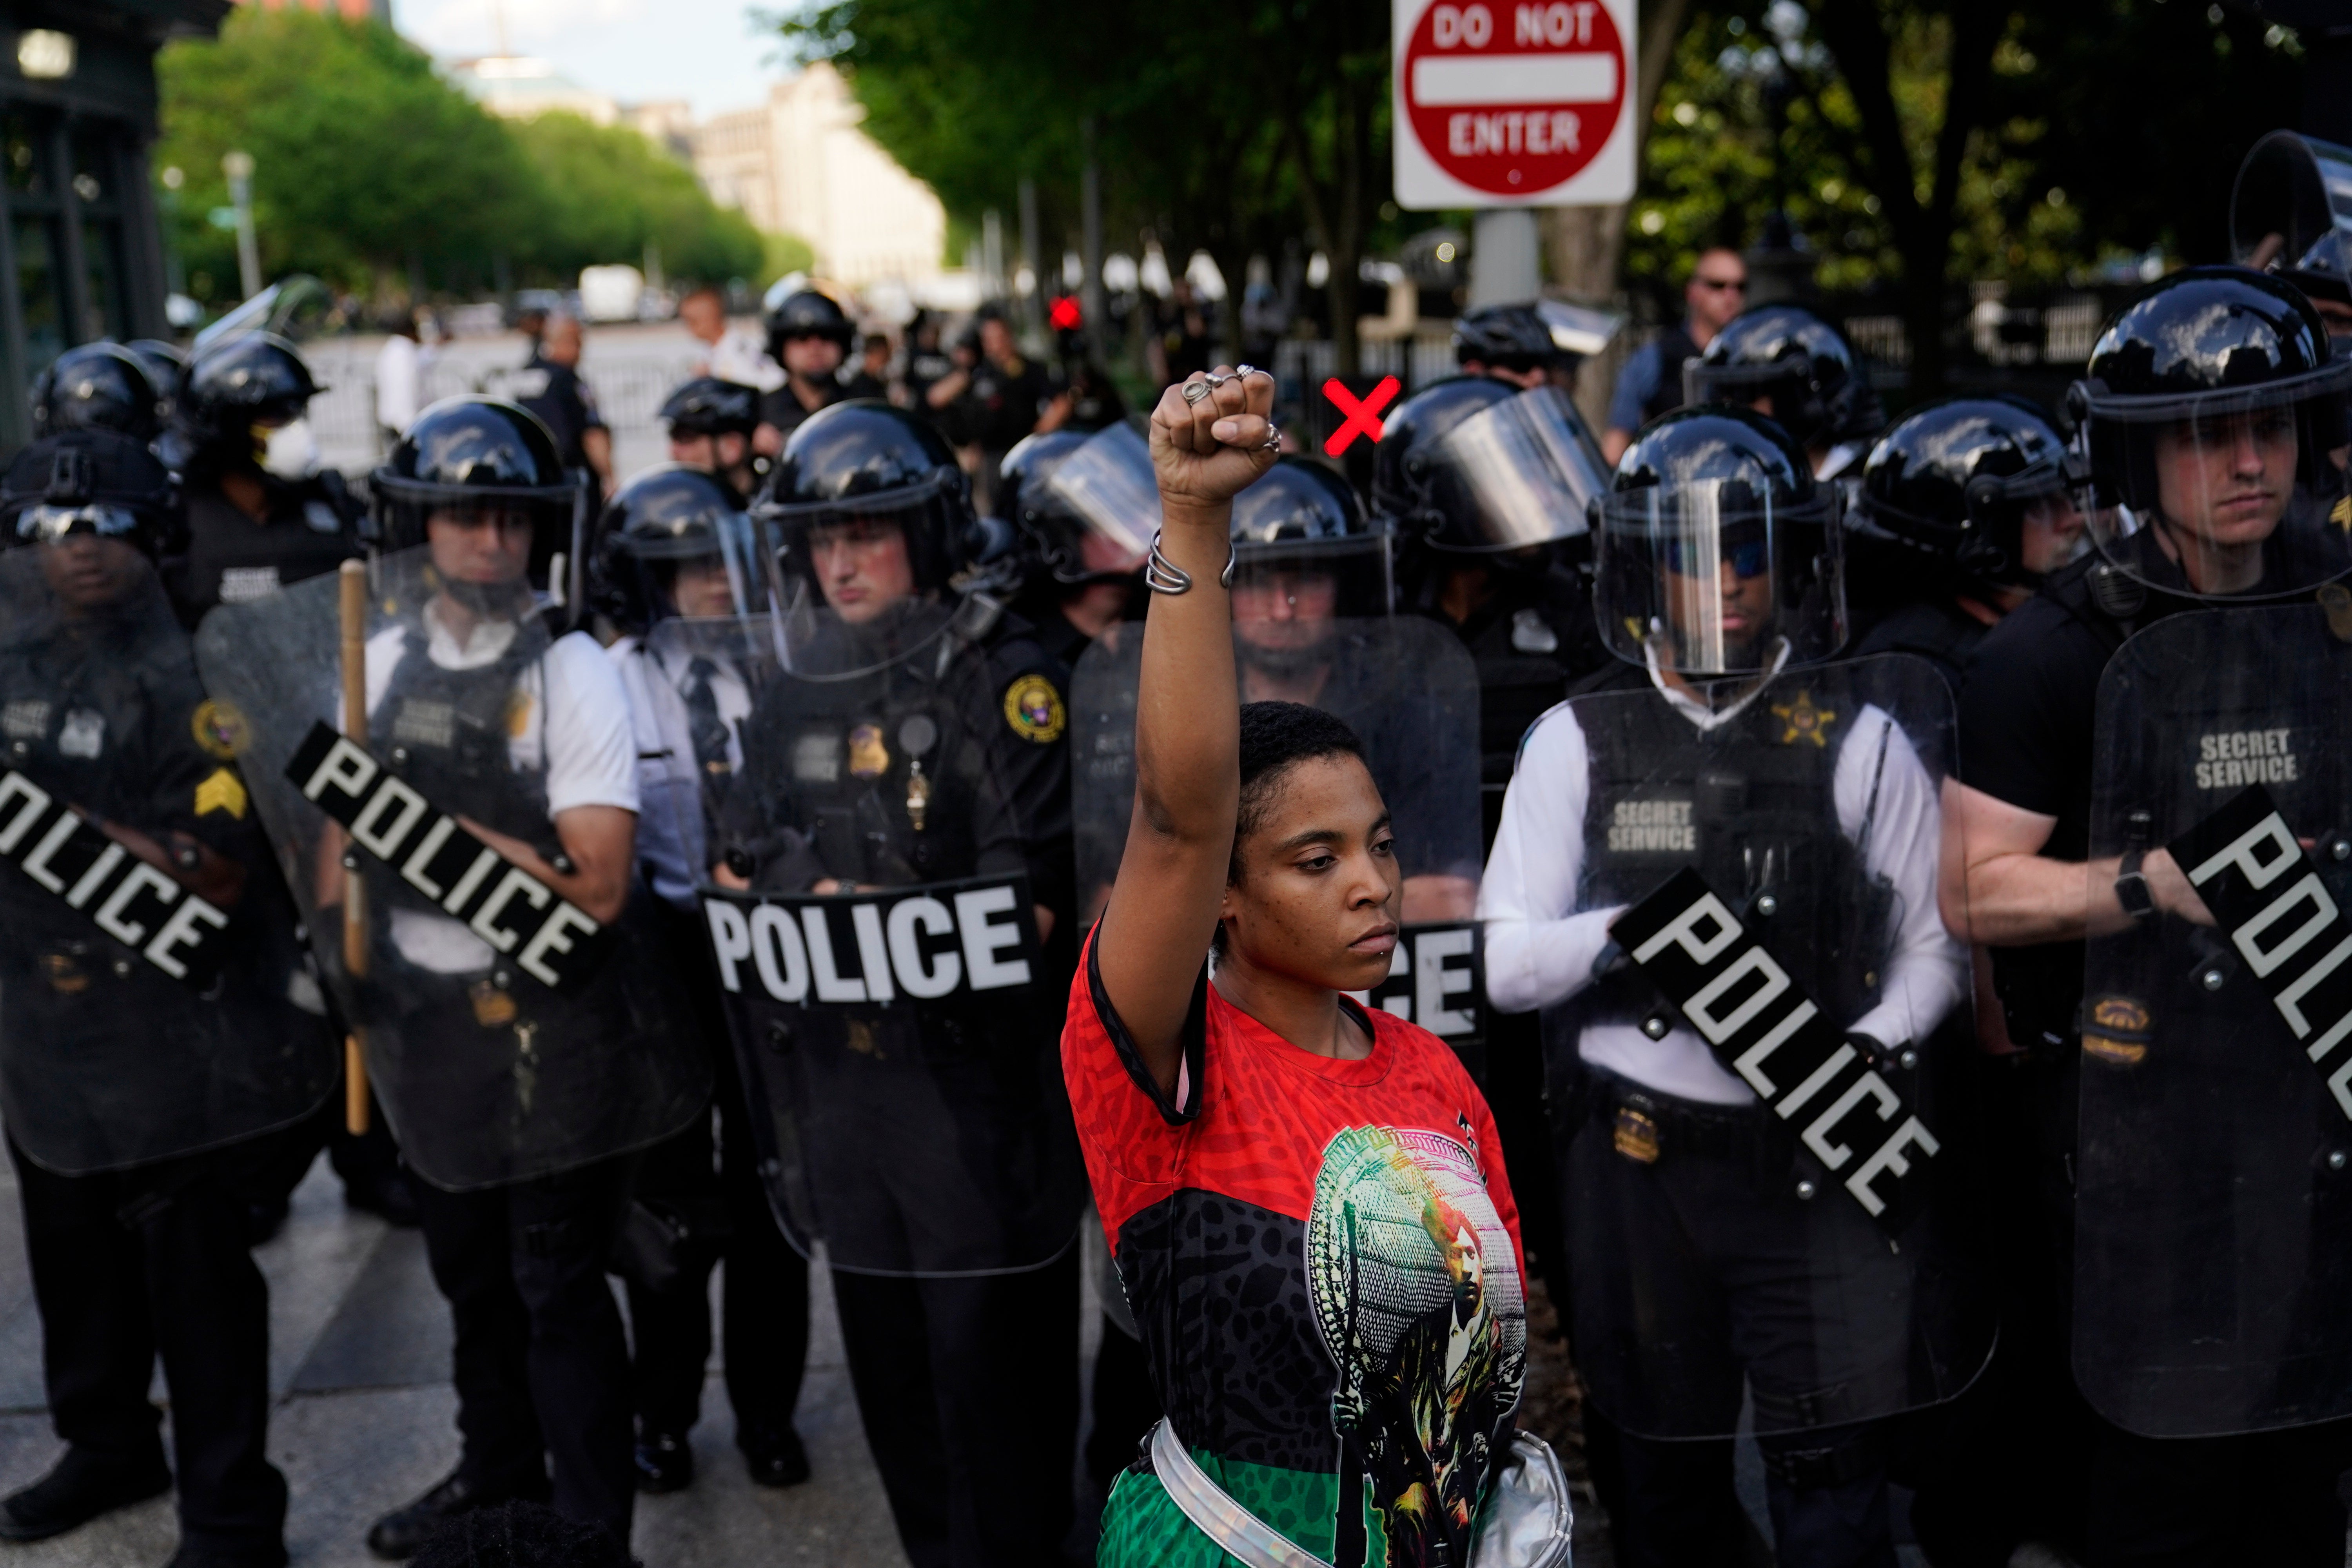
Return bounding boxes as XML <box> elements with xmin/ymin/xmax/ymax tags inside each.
<box><xmin>172</xmin><ymin>479</ymin><xmax>358</xmax><ymax>628</ymax></box>
<box><xmin>759</xmin><ymin>380</ymin><xmax>844</xmax><ymax>444</ymax></box>
<box><xmin>1958</xmin><ymin>544</ymin><xmax>2352</xmax><ymax>1561</ymax></box>
<box><xmin>516</xmin><ymin>355</ymin><xmax>606</xmax><ymax>479</ymax></box>
<box><xmin>718</xmin><ymin>600</ymin><xmax>1080</xmax><ymax>1567</ymax></box>
<box><xmin>0</xmin><ymin>583</ymin><xmax>310</xmax><ymax>1562</ymax></box>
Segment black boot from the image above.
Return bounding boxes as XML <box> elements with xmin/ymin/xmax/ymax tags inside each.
<box><xmin>633</xmin><ymin>1432</ymin><xmax>693</xmax><ymax>1494</ymax></box>
<box><xmin>365</xmin><ymin>1469</ymin><xmax>548</xmax><ymax>1560</ymax></box>
<box><xmin>739</xmin><ymin>1423</ymin><xmax>809</xmax><ymax>1488</ymax></box>
<box><xmin>0</xmin><ymin>1447</ymin><xmax>172</xmax><ymax>1542</ymax></box>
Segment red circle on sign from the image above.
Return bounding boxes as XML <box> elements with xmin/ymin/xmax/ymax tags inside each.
<box><xmin>1404</xmin><ymin>0</ymin><xmax>1625</xmax><ymax>196</ymax></box>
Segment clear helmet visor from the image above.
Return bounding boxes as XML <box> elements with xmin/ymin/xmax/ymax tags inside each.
<box><xmin>2231</xmin><ymin>131</ymin><xmax>2352</xmax><ymax>307</ymax></box>
<box><xmin>1228</xmin><ymin>535</ymin><xmax>1393</xmax><ymax>679</ymax></box>
<box><xmin>762</xmin><ymin>495</ymin><xmax>958</xmax><ymax>680</ymax></box>
<box><xmin>1593</xmin><ymin>481</ymin><xmax>1844</xmax><ymax>674</ymax></box>
<box><xmin>1041</xmin><ymin>422</ymin><xmax>1156</xmax><ymax>573</ymax></box>
<box><xmin>14</xmin><ymin>501</ymin><xmax>147</xmax><ymax>546</ymax></box>
<box><xmin>624</xmin><ymin>508</ymin><xmax>773</xmax><ymax>622</ymax></box>
<box><xmin>1424</xmin><ymin>385</ymin><xmax>1610</xmax><ymax>549</ymax></box>
<box><xmin>2074</xmin><ymin>370</ymin><xmax>2352</xmax><ymax>599</ymax></box>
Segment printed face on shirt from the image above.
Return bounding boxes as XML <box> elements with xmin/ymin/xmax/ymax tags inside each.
<box><xmin>427</xmin><ymin>503</ymin><xmax>534</xmax><ymax>586</ymax></box>
<box><xmin>808</xmin><ymin>516</ymin><xmax>916</xmax><ymax>623</ymax></box>
<box><xmin>1220</xmin><ymin>751</ymin><xmax>1401</xmax><ymax>994</ymax></box>
<box><xmin>38</xmin><ymin>534</ymin><xmax>141</xmax><ymax>616</ymax></box>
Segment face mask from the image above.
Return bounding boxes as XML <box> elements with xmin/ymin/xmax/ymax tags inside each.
<box><xmin>259</xmin><ymin>418</ymin><xmax>319</xmax><ymax>480</ymax></box>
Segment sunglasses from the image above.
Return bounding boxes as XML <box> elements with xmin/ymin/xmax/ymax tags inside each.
<box><xmin>1693</xmin><ymin>276</ymin><xmax>1748</xmax><ymax>292</ymax></box>
<box><xmin>1662</xmin><ymin>537</ymin><xmax>1771</xmax><ymax>578</ymax></box>
<box><xmin>16</xmin><ymin>503</ymin><xmax>143</xmax><ymax>544</ymax></box>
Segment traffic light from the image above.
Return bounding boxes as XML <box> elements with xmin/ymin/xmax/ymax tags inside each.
<box><xmin>1049</xmin><ymin>295</ymin><xmax>1083</xmax><ymax>331</ymax></box>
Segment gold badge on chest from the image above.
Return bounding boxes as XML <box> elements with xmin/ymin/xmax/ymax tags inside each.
<box><xmin>848</xmin><ymin>722</ymin><xmax>890</xmax><ymax>780</ymax></box>
<box><xmin>1771</xmin><ymin>690</ymin><xmax>1837</xmax><ymax>747</ymax></box>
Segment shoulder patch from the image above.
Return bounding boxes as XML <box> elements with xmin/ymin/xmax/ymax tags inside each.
<box><xmin>1002</xmin><ymin>673</ymin><xmax>1066</xmax><ymax>744</ymax></box>
<box><xmin>195</xmin><ymin>766</ymin><xmax>249</xmax><ymax>820</ymax></box>
<box><xmin>192</xmin><ymin>699</ymin><xmax>248</xmax><ymax>760</ymax></box>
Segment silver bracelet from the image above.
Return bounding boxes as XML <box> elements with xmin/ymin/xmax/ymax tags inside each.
<box><xmin>1144</xmin><ymin>529</ymin><xmax>1238</xmax><ymax>595</ymax></box>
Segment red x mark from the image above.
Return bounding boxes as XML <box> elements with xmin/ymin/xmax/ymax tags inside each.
<box><xmin>1322</xmin><ymin>376</ymin><xmax>1401</xmax><ymax>456</ymax></box>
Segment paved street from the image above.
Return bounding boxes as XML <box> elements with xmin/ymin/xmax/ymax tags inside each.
<box><xmin>0</xmin><ymin>1153</ymin><xmax>921</xmax><ymax>1568</ymax></box>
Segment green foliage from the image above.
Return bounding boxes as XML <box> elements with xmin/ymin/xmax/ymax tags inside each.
<box><xmin>762</xmin><ymin>230</ymin><xmax>816</xmax><ymax>283</ymax></box>
<box><xmin>508</xmin><ymin>113</ymin><xmax>764</xmax><ymax>286</ymax></box>
<box><xmin>156</xmin><ymin>7</ymin><xmax>766</xmax><ymax>304</ymax></box>
<box><xmin>1622</xmin><ymin>0</ymin><xmax>2304</xmax><ymax>313</ymax></box>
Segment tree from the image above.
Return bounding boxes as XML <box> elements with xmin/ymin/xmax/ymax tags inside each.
<box><xmin>508</xmin><ymin>114</ymin><xmax>764</xmax><ymax>287</ymax></box>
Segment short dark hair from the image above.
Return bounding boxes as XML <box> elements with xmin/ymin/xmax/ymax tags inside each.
<box><xmin>1233</xmin><ymin>701</ymin><xmax>1365</xmax><ymax>872</ymax></box>
<box><xmin>410</xmin><ymin>1503</ymin><xmax>636</xmax><ymax>1568</ymax></box>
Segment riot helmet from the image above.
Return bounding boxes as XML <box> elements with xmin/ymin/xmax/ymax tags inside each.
<box><xmin>660</xmin><ymin>377</ymin><xmax>760</xmax><ymax>441</ymax></box>
<box><xmin>1684</xmin><ymin>305</ymin><xmax>1883</xmax><ymax>454</ymax></box>
<box><xmin>0</xmin><ymin>429</ymin><xmax>177</xmax><ymax>564</ymax></box>
<box><xmin>1007</xmin><ymin>424</ymin><xmax>1152</xmax><ymax>586</ymax></box>
<box><xmin>2231</xmin><ymin>131</ymin><xmax>2352</xmax><ymax>318</ymax></box>
<box><xmin>30</xmin><ymin>343</ymin><xmax>165</xmax><ymax>441</ymax></box>
<box><xmin>1229</xmin><ymin>457</ymin><xmax>1391</xmax><ymax>675</ymax></box>
<box><xmin>370</xmin><ymin>396</ymin><xmax>583</xmax><ymax>608</ymax></box>
<box><xmin>1594</xmin><ymin>405</ymin><xmax>1844</xmax><ymax>674</ymax></box>
<box><xmin>1375</xmin><ymin>376</ymin><xmax>1609</xmax><ymax>555</ymax></box>
<box><xmin>2066</xmin><ymin>266</ymin><xmax>2352</xmax><ymax>600</ymax></box>
<box><xmin>178</xmin><ymin>331</ymin><xmax>324</xmax><ymax>480</ymax></box>
<box><xmin>124</xmin><ymin>338</ymin><xmax>188</xmax><ymax>395</ymax></box>
<box><xmin>1854</xmin><ymin>394</ymin><xmax>2080</xmax><ymax>590</ymax></box>
<box><xmin>1454</xmin><ymin>304</ymin><xmax>1555</xmax><ymax>377</ymax></box>
<box><xmin>588</xmin><ymin>463</ymin><xmax>767</xmax><ymax>633</ymax></box>
<box><xmin>765</xmin><ymin>289</ymin><xmax>855</xmax><ymax>363</ymax></box>
<box><xmin>762</xmin><ymin>398</ymin><xmax>979</xmax><ymax>599</ymax></box>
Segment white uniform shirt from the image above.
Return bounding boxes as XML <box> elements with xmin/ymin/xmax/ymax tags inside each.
<box><xmin>1479</xmin><ymin>670</ymin><xmax>1966</xmax><ymax>1104</ymax></box>
<box><xmin>375</xmin><ymin>334</ymin><xmax>424</xmax><ymax>435</ymax></box>
<box><xmin>611</xmin><ymin>632</ymin><xmax>751</xmax><ymax>909</ymax></box>
<box><xmin>361</xmin><ymin>608</ymin><xmax>637</xmax><ymax>971</ymax></box>
<box><xmin>702</xmin><ymin>326</ymin><xmax>785</xmax><ymax>394</ymax></box>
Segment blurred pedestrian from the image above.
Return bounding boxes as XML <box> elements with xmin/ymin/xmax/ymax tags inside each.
<box><xmin>1601</xmin><ymin>246</ymin><xmax>1746</xmax><ymax>463</ymax></box>
<box><xmin>900</xmin><ymin>311</ymin><xmax>954</xmax><ymax>412</ymax></box>
<box><xmin>1145</xmin><ymin>278</ymin><xmax>1214</xmax><ymax>386</ymax></box>
<box><xmin>515</xmin><ymin>314</ymin><xmax>613</xmax><ymax>499</ymax></box>
<box><xmin>376</xmin><ymin>310</ymin><xmax>429</xmax><ymax>449</ymax></box>
<box><xmin>924</xmin><ymin>307</ymin><xmax>1062</xmax><ymax>513</ymax></box>
<box><xmin>679</xmin><ymin>284</ymin><xmax>782</xmax><ymax>394</ymax></box>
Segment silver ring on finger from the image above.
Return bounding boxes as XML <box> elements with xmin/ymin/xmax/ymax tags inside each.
<box><xmin>1181</xmin><ymin>379</ymin><xmax>1212</xmax><ymax>406</ymax></box>
<box><xmin>1261</xmin><ymin>425</ymin><xmax>1283</xmax><ymax>452</ymax></box>
<box><xmin>1236</xmin><ymin>363</ymin><xmax>1261</xmax><ymax>380</ymax></box>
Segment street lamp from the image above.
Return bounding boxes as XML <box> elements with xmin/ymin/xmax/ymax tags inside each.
<box><xmin>221</xmin><ymin>149</ymin><xmax>261</xmax><ymax>301</ymax></box>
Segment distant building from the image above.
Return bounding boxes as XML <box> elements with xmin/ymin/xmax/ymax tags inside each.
<box><xmin>0</xmin><ymin>0</ymin><xmax>228</xmax><ymax>448</ymax></box>
<box><xmin>691</xmin><ymin>64</ymin><xmax>944</xmax><ymax>287</ymax></box>
<box><xmin>445</xmin><ymin>54</ymin><xmax>621</xmax><ymax>125</ymax></box>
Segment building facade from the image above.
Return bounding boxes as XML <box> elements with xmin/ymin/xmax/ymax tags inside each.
<box><xmin>691</xmin><ymin>64</ymin><xmax>944</xmax><ymax>288</ymax></box>
<box><xmin>0</xmin><ymin>2</ymin><xmax>225</xmax><ymax>449</ymax></box>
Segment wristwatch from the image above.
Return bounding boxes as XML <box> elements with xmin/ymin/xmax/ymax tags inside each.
<box><xmin>2114</xmin><ymin>849</ymin><xmax>2156</xmax><ymax>921</ymax></box>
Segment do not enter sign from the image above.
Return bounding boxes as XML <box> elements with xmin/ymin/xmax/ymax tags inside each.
<box><xmin>1393</xmin><ymin>0</ymin><xmax>1635</xmax><ymax>209</ymax></box>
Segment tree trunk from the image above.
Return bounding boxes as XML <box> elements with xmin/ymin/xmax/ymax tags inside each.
<box><xmin>1538</xmin><ymin>0</ymin><xmax>1695</xmax><ymax>301</ymax></box>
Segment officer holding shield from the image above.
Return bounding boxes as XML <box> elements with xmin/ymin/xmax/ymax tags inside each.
<box><xmin>0</xmin><ymin>431</ymin><xmax>336</xmax><ymax>1566</ymax></box>
<box><xmin>1482</xmin><ymin>406</ymin><xmax>1979</xmax><ymax>1566</ymax></box>
<box><xmin>1942</xmin><ymin>266</ymin><xmax>2352</xmax><ymax>1562</ymax></box>
<box><xmin>702</xmin><ymin>399</ymin><xmax>1082</xmax><ymax>1568</ymax></box>
<box><xmin>586</xmin><ymin>464</ymin><xmax>812</xmax><ymax>1493</ymax></box>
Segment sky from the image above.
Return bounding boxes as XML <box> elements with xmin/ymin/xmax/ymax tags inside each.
<box><xmin>392</xmin><ymin>0</ymin><xmax>794</xmax><ymax>120</ymax></box>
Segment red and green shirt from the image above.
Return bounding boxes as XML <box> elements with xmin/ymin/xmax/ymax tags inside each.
<box><xmin>1064</xmin><ymin>929</ymin><xmax>1527</xmax><ymax>1568</ymax></box>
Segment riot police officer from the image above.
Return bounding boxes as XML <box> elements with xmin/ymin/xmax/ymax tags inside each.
<box><xmin>658</xmin><ymin>377</ymin><xmax>765</xmax><ymax>501</ymax></box>
<box><xmin>30</xmin><ymin>342</ymin><xmax>167</xmax><ymax>442</ymax></box>
<box><xmin>0</xmin><ymin>430</ymin><xmax>337</xmax><ymax>1567</ymax></box>
<box><xmin>1483</xmin><ymin>405</ymin><xmax>1984</xmax><ymax>1567</ymax></box>
<box><xmin>584</xmin><ymin>464</ymin><xmax>812</xmax><ymax>1494</ymax></box>
<box><xmin>759</xmin><ymin>290</ymin><xmax>855</xmax><ymax>448</ymax></box>
<box><xmin>1453</xmin><ymin>299</ymin><xmax>1619</xmax><ymax>390</ymax></box>
<box><xmin>706</xmin><ymin>400</ymin><xmax>1083</xmax><ymax>1567</ymax></box>
<box><xmin>194</xmin><ymin>397</ymin><xmax>711</xmax><ymax>1557</ymax></box>
<box><xmin>1942</xmin><ymin>267</ymin><xmax>2352</xmax><ymax>1563</ymax></box>
<box><xmin>1849</xmin><ymin>395</ymin><xmax>2085</xmax><ymax>684</ymax></box>
<box><xmin>1684</xmin><ymin>304</ymin><xmax>1883</xmax><ymax>485</ymax></box>
<box><xmin>2233</xmin><ymin>130</ymin><xmax>2352</xmax><ymax>339</ymax></box>
<box><xmin>165</xmin><ymin>332</ymin><xmax>359</xmax><ymax>629</ymax></box>
<box><xmin>999</xmin><ymin>426</ymin><xmax>1149</xmax><ymax>671</ymax></box>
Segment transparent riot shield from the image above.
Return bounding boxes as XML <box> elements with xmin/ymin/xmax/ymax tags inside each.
<box><xmin>2076</xmin><ymin>603</ymin><xmax>2352</xmax><ymax>1438</ymax></box>
<box><xmin>650</xmin><ymin>601</ymin><xmax>1087</xmax><ymax>1277</ymax></box>
<box><xmin>193</xmin><ymin>546</ymin><xmax>710</xmax><ymax>1192</ymax></box>
<box><xmin>0</xmin><ymin>542</ymin><xmax>337</xmax><ymax>1174</ymax></box>
<box><xmin>1537</xmin><ymin>653</ymin><xmax>1991</xmax><ymax>1440</ymax></box>
<box><xmin>1070</xmin><ymin>615</ymin><xmax>1490</xmax><ymax>1053</ymax></box>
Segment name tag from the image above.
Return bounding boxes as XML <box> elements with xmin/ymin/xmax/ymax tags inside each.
<box><xmin>702</xmin><ymin>873</ymin><xmax>1038</xmax><ymax>1005</ymax></box>
<box><xmin>1610</xmin><ymin>866</ymin><xmax>1938</xmax><ymax>1230</ymax></box>
<box><xmin>1367</xmin><ymin>922</ymin><xmax>1486</xmax><ymax>1045</ymax></box>
<box><xmin>0</xmin><ymin>770</ymin><xmax>232</xmax><ymax>988</ymax></box>
<box><xmin>2173</xmin><ymin>783</ymin><xmax>2352</xmax><ymax>1120</ymax></box>
<box><xmin>286</xmin><ymin>723</ymin><xmax>609</xmax><ymax>994</ymax></box>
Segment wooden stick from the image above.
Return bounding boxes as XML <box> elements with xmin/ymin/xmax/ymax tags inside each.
<box><xmin>339</xmin><ymin>560</ymin><xmax>370</xmax><ymax>1137</ymax></box>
